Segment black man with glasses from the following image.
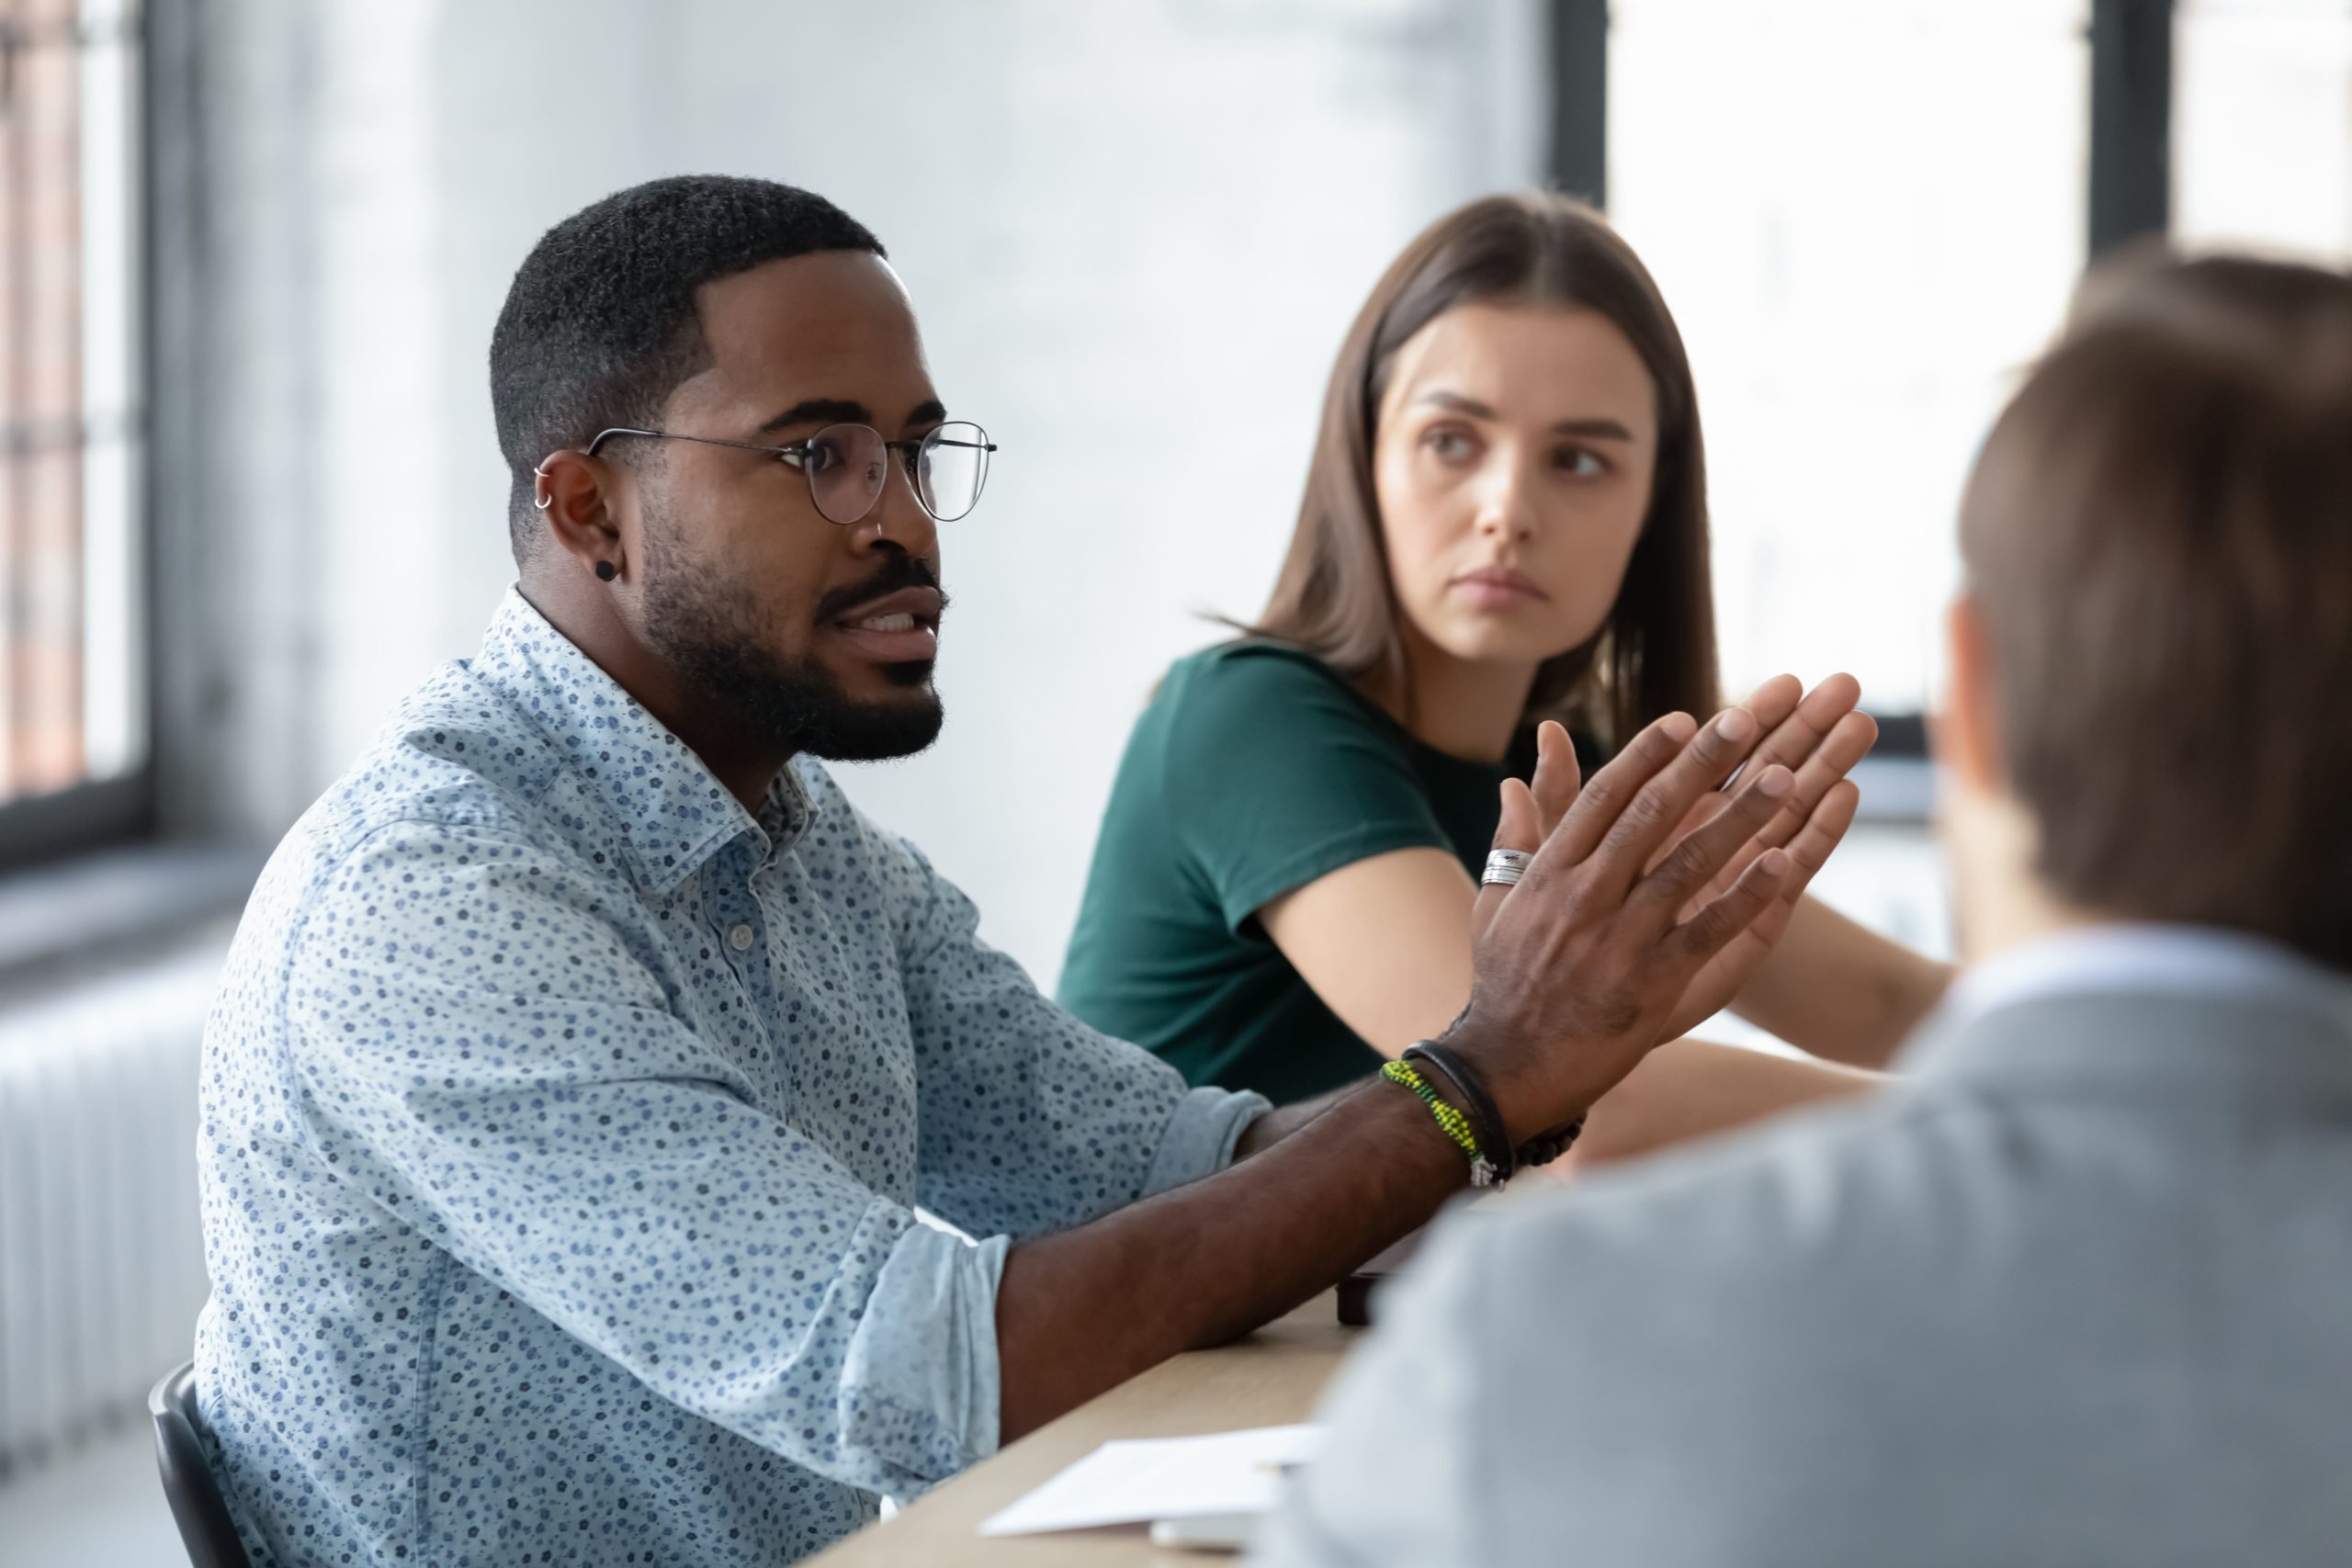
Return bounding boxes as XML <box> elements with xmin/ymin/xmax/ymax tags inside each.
<box><xmin>190</xmin><ymin>175</ymin><xmax>1849</xmax><ymax>1566</ymax></box>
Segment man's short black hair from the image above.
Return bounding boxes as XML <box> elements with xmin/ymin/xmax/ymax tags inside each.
<box><xmin>490</xmin><ymin>174</ymin><xmax>885</xmax><ymax>558</ymax></box>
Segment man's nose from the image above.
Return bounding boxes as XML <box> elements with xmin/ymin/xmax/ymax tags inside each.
<box><xmin>852</xmin><ymin>455</ymin><xmax>939</xmax><ymax>558</ymax></box>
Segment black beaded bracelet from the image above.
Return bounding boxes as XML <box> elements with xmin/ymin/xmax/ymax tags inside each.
<box><xmin>1517</xmin><ymin>1115</ymin><xmax>1586</xmax><ymax>1168</ymax></box>
<box><xmin>1404</xmin><ymin>1041</ymin><xmax>1515</xmax><ymax>1187</ymax></box>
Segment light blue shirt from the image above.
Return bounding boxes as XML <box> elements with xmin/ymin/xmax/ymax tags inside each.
<box><xmin>1940</xmin><ymin>920</ymin><xmax>2352</xmax><ymax>1029</ymax></box>
<box><xmin>193</xmin><ymin>590</ymin><xmax>1267</xmax><ymax>1566</ymax></box>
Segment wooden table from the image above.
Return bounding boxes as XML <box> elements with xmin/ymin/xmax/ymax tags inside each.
<box><xmin>808</xmin><ymin>1292</ymin><xmax>1359</xmax><ymax>1565</ymax></box>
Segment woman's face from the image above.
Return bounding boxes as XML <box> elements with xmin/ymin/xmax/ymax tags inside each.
<box><xmin>1372</xmin><ymin>300</ymin><xmax>1659</xmax><ymax>672</ymax></box>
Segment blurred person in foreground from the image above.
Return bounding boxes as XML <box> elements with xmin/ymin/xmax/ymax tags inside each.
<box><xmin>188</xmin><ymin>175</ymin><xmax>1859</xmax><ymax>1566</ymax></box>
<box><xmin>1253</xmin><ymin>250</ymin><xmax>2352</xmax><ymax>1567</ymax></box>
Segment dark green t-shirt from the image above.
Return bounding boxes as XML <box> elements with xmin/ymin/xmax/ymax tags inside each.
<box><xmin>1058</xmin><ymin>641</ymin><xmax>1596</xmax><ymax>1105</ymax></box>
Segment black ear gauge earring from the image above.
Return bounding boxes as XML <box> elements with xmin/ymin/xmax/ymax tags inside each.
<box><xmin>594</xmin><ymin>561</ymin><xmax>617</xmax><ymax>582</ymax></box>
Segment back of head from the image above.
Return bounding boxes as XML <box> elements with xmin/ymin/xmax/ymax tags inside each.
<box><xmin>489</xmin><ymin>175</ymin><xmax>884</xmax><ymax>560</ymax></box>
<box><xmin>1959</xmin><ymin>252</ymin><xmax>2352</xmax><ymax>968</ymax></box>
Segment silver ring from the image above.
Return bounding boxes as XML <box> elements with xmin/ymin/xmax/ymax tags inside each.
<box><xmin>1482</xmin><ymin>849</ymin><xmax>1532</xmax><ymax>888</ymax></box>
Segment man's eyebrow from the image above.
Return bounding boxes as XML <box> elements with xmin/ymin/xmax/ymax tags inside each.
<box><xmin>754</xmin><ymin>398</ymin><xmax>872</xmax><ymax>434</ymax></box>
<box><xmin>904</xmin><ymin>399</ymin><xmax>946</xmax><ymax>431</ymax></box>
<box><xmin>1413</xmin><ymin>390</ymin><xmax>1634</xmax><ymax>442</ymax></box>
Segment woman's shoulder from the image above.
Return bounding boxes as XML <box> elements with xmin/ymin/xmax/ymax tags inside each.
<box><xmin>1157</xmin><ymin>637</ymin><xmax>1378</xmax><ymax>727</ymax></box>
<box><xmin>1143</xmin><ymin>638</ymin><xmax>1414</xmax><ymax>792</ymax></box>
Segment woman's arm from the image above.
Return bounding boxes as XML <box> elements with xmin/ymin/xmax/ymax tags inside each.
<box><xmin>1728</xmin><ymin>894</ymin><xmax>1954</xmax><ymax>1069</ymax></box>
<box><xmin>1557</xmin><ymin>1032</ymin><xmax>1878</xmax><ymax>1168</ymax></box>
<box><xmin>1259</xmin><ymin>846</ymin><xmax>1481</xmax><ymax>1054</ymax></box>
<box><xmin>1259</xmin><ymin>845</ymin><xmax>1873</xmax><ymax>1157</ymax></box>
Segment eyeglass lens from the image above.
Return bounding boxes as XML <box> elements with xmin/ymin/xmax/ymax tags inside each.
<box><xmin>802</xmin><ymin>423</ymin><xmax>990</xmax><ymax>525</ymax></box>
<box><xmin>919</xmin><ymin>423</ymin><xmax>990</xmax><ymax>523</ymax></box>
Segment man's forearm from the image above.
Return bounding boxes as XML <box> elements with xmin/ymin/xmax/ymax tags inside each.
<box><xmin>1232</xmin><ymin>1079</ymin><xmax>1361</xmax><ymax>1159</ymax></box>
<box><xmin>994</xmin><ymin>1078</ymin><xmax>1464</xmax><ymax>1442</ymax></box>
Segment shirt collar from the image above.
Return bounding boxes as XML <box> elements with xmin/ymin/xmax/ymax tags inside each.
<box><xmin>1900</xmin><ymin>921</ymin><xmax>2352</xmax><ymax>1080</ymax></box>
<box><xmin>469</xmin><ymin>588</ymin><xmax>817</xmax><ymax>895</ymax></box>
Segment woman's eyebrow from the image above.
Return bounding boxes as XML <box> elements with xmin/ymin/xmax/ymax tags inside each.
<box><xmin>1550</xmin><ymin>416</ymin><xmax>1634</xmax><ymax>441</ymax></box>
<box><xmin>1414</xmin><ymin>389</ymin><xmax>1634</xmax><ymax>442</ymax></box>
<box><xmin>1415</xmin><ymin>389</ymin><xmax>1497</xmax><ymax>419</ymax></box>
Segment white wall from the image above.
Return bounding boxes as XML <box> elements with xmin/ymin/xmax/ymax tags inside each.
<box><xmin>159</xmin><ymin>0</ymin><xmax>1546</xmax><ymax>987</ymax></box>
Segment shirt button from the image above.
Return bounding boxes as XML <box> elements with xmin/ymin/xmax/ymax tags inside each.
<box><xmin>728</xmin><ymin>924</ymin><xmax>755</xmax><ymax>953</ymax></box>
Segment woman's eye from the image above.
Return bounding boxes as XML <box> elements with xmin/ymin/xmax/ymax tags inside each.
<box><xmin>1426</xmin><ymin>430</ymin><xmax>1476</xmax><ymax>462</ymax></box>
<box><xmin>1555</xmin><ymin>447</ymin><xmax>1604</xmax><ymax>478</ymax></box>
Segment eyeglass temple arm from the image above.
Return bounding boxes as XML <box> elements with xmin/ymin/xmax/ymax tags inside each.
<box><xmin>582</xmin><ymin>426</ymin><xmax>662</xmax><ymax>457</ymax></box>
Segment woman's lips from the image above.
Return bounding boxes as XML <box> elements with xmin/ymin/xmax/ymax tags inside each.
<box><xmin>1450</xmin><ymin>567</ymin><xmax>1550</xmax><ymax>609</ymax></box>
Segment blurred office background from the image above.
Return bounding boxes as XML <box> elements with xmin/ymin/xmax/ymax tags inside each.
<box><xmin>0</xmin><ymin>0</ymin><xmax>2343</xmax><ymax>1557</ymax></box>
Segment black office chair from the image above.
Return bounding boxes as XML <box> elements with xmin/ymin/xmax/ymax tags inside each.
<box><xmin>148</xmin><ymin>1362</ymin><xmax>253</xmax><ymax>1568</ymax></box>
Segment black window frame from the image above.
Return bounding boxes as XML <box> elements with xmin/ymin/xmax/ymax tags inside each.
<box><xmin>0</xmin><ymin>2</ymin><xmax>153</xmax><ymax>874</ymax></box>
<box><xmin>1546</xmin><ymin>0</ymin><xmax>2176</xmax><ymax>766</ymax></box>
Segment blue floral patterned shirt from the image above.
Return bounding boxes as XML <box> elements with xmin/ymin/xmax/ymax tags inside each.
<box><xmin>193</xmin><ymin>590</ymin><xmax>1267</xmax><ymax>1566</ymax></box>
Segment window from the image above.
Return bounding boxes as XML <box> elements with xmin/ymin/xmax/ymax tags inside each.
<box><xmin>0</xmin><ymin>0</ymin><xmax>145</xmax><ymax>859</ymax></box>
<box><xmin>1606</xmin><ymin>0</ymin><xmax>2092</xmax><ymax>722</ymax></box>
<box><xmin>2175</xmin><ymin>0</ymin><xmax>2352</xmax><ymax>264</ymax></box>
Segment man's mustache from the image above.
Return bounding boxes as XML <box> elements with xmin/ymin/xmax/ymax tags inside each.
<box><xmin>812</xmin><ymin>556</ymin><xmax>948</xmax><ymax>625</ymax></box>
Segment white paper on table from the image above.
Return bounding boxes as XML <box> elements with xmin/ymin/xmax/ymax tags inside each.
<box><xmin>977</xmin><ymin>1424</ymin><xmax>1324</xmax><ymax>1538</ymax></box>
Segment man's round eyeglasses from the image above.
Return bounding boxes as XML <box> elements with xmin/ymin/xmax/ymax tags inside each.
<box><xmin>581</xmin><ymin>421</ymin><xmax>997</xmax><ymax>525</ymax></box>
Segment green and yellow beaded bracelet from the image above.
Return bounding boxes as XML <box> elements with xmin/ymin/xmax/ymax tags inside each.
<box><xmin>1380</xmin><ymin>1060</ymin><xmax>1497</xmax><ymax>1186</ymax></box>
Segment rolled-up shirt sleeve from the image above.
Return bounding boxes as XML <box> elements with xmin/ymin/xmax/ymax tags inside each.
<box><xmin>283</xmin><ymin>820</ymin><xmax>1009</xmax><ymax>1498</ymax></box>
<box><xmin>884</xmin><ymin>832</ymin><xmax>1269</xmax><ymax>1240</ymax></box>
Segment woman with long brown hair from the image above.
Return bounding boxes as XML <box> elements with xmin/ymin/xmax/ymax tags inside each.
<box><xmin>1059</xmin><ymin>193</ymin><xmax>1950</xmax><ymax>1154</ymax></box>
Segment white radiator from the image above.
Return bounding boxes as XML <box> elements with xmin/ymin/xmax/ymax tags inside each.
<box><xmin>0</xmin><ymin>942</ymin><xmax>225</xmax><ymax>1471</ymax></box>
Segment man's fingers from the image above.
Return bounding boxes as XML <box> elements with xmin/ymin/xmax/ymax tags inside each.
<box><xmin>1728</xmin><ymin>675</ymin><xmax>1803</xmax><ymax>776</ymax></box>
<box><xmin>1648</xmin><ymin>676</ymin><xmax>1801</xmax><ymax>861</ymax></box>
<box><xmin>1544</xmin><ymin>710</ymin><xmax>1698</xmax><ymax>872</ymax></box>
<box><xmin>1775</xmin><ymin>778</ymin><xmax>1861</xmax><ymax>892</ymax></box>
<box><xmin>1673</xmin><ymin>846</ymin><xmax>1794</xmax><ymax>964</ymax></box>
<box><xmin>1496</xmin><ymin>776</ymin><xmax>1541</xmax><ymax>852</ymax></box>
<box><xmin>1588</xmin><ymin>706</ymin><xmax>1771</xmax><ymax>894</ymax></box>
<box><xmin>1529</xmin><ymin>720</ymin><xmax>1581</xmax><ymax>839</ymax></box>
<box><xmin>1803</xmin><ymin>707</ymin><xmax>1878</xmax><ymax>784</ymax></box>
<box><xmin>1634</xmin><ymin>762</ymin><xmax>1794</xmax><ymax>915</ymax></box>
<box><xmin>1473</xmin><ymin>777</ymin><xmax>1541</xmax><ymax>940</ymax></box>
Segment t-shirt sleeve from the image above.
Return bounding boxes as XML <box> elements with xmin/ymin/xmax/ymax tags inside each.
<box><xmin>1158</xmin><ymin>646</ymin><xmax>1466</xmax><ymax>934</ymax></box>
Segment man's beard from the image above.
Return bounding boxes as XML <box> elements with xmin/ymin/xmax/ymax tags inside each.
<box><xmin>639</xmin><ymin>523</ymin><xmax>946</xmax><ymax>764</ymax></box>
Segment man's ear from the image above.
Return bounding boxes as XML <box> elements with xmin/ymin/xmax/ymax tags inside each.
<box><xmin>1933</xmin><ymin>592</ymin><xmax>2006</xmax><ymax>795</ymax></box>
<box><xmin>531</xmin><ymin>449</ymin><xmax>629</xmax><ymax>583</ymax></box>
